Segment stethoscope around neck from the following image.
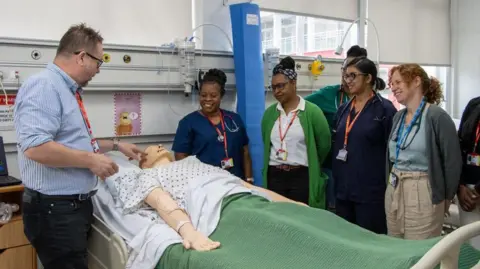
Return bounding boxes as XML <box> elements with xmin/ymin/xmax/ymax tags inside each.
<box><xmin>334</xmin><ymin>91</ymin><xmax>383</xmax><ymax>130</ymax></box>
<box><xmin>199</xmin><ymin>109</ymin><xmax>240</xmax><ymax>133</ymax></box>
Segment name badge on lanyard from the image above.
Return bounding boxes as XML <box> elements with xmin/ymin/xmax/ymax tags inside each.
<box><xmin>336</xmin><ymin>95</ymin><xmax>371</xmax><ymax>162</ymax></box>
<box><xmin>75</xmin><ymin>92</ymin><xmax>100</xmax><ymax>153</ymax></box>
<box><xmin>467</xmin><ymin>122</ymin><xmax>480</xmax><ymax>167</ymax></box>
<box><xmin>276</xmin><ymin>111</ymin><xmax>298</xmax><ymax>161</ymax></box>
<box><xmin>204</xmin><ymin>111</ymin><xmax>234</xmax><ymax>169</ymax></box>
<box><xmin>391</xmin><ymin>98</ymin><xmax>426</xmax><ymax>188</ymax></box>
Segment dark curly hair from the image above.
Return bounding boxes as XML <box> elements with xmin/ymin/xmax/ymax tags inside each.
<box><xmin>388</xmin><ymin>64</ymin><xmax>443</xmax><ymax>105</ymax></box>
<box><xmin>346</xmin><ymin>45</ymin><xmax>368</xmax><ymax>58</ymax></box>
<box><xmin>201</xmin><ymin>68</ymin><xmax>227</xmax><ymax>97</ymax></box>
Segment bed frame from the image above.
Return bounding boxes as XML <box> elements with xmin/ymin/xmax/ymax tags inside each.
<box><xmin>87</xmin><ymin>214</ymin><xmax>128</xmax><ymax>269</ymax></box>
<box><xmin>86</xmin><ymin>205</ymin><xmax>478</xmax><ymax>269</ymax></box>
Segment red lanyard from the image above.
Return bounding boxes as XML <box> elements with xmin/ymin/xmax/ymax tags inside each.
<box><xmin>205</xmin><ymin>112</ymin><xmax>228</xmax><ymax>158</ymax></box>
<box><xmin>343</xmin><ymin>95</ymin><xmax>372</xmax><ymax>148</ymax></box>
<box><xmin>278</xmin><ymin>111</ymin><xmax>298</xmax><ymax>144</ymax></box>
<box><xmin>75</xmin><ymin>92</ymin><xmax>99</xmax><ymax>153</ymax></box>
<box><xmin>474</xmin><ymin>121</ymin><xmax>480</xmax><ymax>152</ymax></box>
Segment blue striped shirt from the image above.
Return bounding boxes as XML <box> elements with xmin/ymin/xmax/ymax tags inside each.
<box><xmin>14</xmin><ymin>63</ymin><xmax>97</xmax><ymax>195</ymax></box>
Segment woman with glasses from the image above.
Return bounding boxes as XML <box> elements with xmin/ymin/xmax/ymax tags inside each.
<box><xmin>385</xmin><ymin>64</ymin><xmax>461</xmax><ymax>239</ymax></box>
<box><xmin>305</xmin><ymin>45</ymin><xmax>367</xmax><ymax>211</ymax></box>
<box><xmin>172</xmin><ymin>69</ymin><xmax>253</xmax><ymax>182</ymax></box>
<box><xmin>332</xmin><ymin>57</ymin><xmax>397</xmax><ymax>234</ymax></box>
<box><xmin>261</xmin><ymin>56</ymin><xmax>331</xmax><ymax>208</ymax></box>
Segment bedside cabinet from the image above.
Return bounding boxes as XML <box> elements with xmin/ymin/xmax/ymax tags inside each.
<box><xmin>0</xmin><ymin>185</ymin><xmax>37</xmax><ymax>269</ymax></box>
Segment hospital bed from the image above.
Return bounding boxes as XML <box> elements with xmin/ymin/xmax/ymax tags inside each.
<box><xmin>87</xmin><ymin>194</ymin><xmax>480</xmax><ymax>269</ymax></box>
<box><xmin>86</xmin><ymin>154</ymin><xmax>479</xmax><ymax>269</ymax></box>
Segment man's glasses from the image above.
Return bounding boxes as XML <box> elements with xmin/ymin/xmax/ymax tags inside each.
<box><xmin>74</xmin><ymin>51</ymin><xmax>103</xmax><ymax>68</ymax></box>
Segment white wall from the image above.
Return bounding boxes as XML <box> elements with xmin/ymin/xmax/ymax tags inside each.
<box><xmin>450</xmin><ymin>0</ymin><xmax>480</xmax><ymax>119</ymax></box>
<box><xmin>0</xmin><ymin>0</ymin><xmax>192</xmax><ymax>46</ymax></box>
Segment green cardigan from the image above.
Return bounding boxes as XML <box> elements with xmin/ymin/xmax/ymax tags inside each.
<box><xmin>261</xmin><ymin>100</ymin><xmax>331</xmax><ymax>209</ymax></box>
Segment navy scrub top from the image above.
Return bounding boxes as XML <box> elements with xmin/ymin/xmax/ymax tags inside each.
<box><xmin>332</xmin><ymin>94</ymin><xmax>397</xmax><ymax>203</ymax></box>
<box><xmin>172</xmin><ymin>109</ymin><xmax>249</xmax><ymax>179</ymax></box>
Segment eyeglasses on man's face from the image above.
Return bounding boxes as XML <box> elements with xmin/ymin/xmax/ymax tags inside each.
<box><xmin>74</xmin><ymin>51</ymin><xmax>103</xmax><ymax>68</ymax></box>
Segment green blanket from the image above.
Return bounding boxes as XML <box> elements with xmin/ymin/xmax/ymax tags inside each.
<box><xmin>157</xmin><ymin>193</ymin><xmax>480</xmax><ymax>269</ymax></box>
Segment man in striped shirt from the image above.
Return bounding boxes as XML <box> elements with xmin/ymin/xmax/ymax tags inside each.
<box><xmin>13</xmin><ymin>23</ymin><xmax>145</xmax><ymax>269</ymax></box>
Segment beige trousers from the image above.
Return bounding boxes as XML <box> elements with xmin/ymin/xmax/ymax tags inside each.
<box><xmin>385</xmin><ymin>168</ymin><xmax>445</xmax><ymax>240</ymax></box>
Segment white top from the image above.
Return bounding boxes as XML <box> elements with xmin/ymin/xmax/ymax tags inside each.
<box><xmin>269</xmin><ymin>96</ymin><xmax>308</xmax><ymax>166</ymax></box>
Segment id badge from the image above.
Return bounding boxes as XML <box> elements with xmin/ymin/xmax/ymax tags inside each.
<box><xmin>336</xmin><ymin>149</ymin><xmax>348</xmax><ymax>162</ymax></box>
<box><xmin>389</xmin><ymin>172</ymin><xmax>398</xmax><ymax>188</ymax></box>
<box><xmin>467</xmin><ymin>153</ymin><xmax>480</xmax><ymax>167</ymax></box>
<box><xmin>276</xmin><ymin>149</ymin><xmax>288</xmax><ymax>161</ymax></box>
<box><xmin>221</xmin><ymin>158</ymin><xmax>234</xmax><ymax>169</ymax></box>
<box><xmin>91</xmin><ymin>138</ymin><xmax>100</xmax><ymax>153</ymax></box>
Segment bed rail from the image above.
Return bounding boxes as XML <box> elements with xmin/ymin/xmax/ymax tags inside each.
<box><xmin>88</xmin><ymin>214</ymin><xmax>129</xmax><ymax>269</ymax></box>
<box><xmin>412</xmin><ymin>221</ymin><xmax>480</xmax><ymax>269</ymax></box>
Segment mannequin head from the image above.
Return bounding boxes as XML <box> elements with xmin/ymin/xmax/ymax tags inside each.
<box><xmin>139</xmin><ymin>145</ymin><xmax>174</xmax><ymax>169</ymax></box>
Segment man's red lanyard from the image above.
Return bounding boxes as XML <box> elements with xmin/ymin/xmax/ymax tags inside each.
<box><xmin>278</xmin><ymin>111</ymin><xmax>298</xmax><ymax>147</ymax></box>
<box><xmin>205</xmin><ymin>112</ymin><xmax>228</xmax><ymax>158</ymax></box>
<box><xmin>473</xmin><ymin>121</ymin><xmax>480</xmax><ymax>152</ymax></box>
<box><xmin>75</xmin><ymin>92</ymin><xmax>100</xmax><ymax>153</ymax></box>
<box><xmin>343</xmin><ymin>95</ymin><xmax>372</xmax><ymax>148</ymax></box>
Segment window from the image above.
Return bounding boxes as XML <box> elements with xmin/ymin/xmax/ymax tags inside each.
<box><xmin>260</xmin><ymin>11</ymin><xmax>357</xmax><ymax>58</ymax></box>
<box><xmin>377</xmin><ymin>65</ymin><xmax>449</xmax><ymax>110</ymax></box>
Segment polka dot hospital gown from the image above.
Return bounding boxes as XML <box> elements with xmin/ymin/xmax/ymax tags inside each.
<box><xmin>113</xmin><ymin>156</ymin><xmax>233</xmax><ymax>221</ymax></box>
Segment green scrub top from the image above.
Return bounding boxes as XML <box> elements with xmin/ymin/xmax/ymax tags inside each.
<box><xmin>305</xmin><ymin>85</ymin><xmax>350</xmax><ymax>131</ymax></box>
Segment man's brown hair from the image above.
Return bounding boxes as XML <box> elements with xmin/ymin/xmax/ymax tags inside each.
<box><xmin>56</xmin><ymin>23</ymin><xmax>103</xmax><ymax>56</ymax></box>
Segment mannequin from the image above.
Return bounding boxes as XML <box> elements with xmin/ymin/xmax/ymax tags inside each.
<box><xmin>119</xmin><ymin>145</ymin><xmax>306</xmax><ymax>252</ymax></box>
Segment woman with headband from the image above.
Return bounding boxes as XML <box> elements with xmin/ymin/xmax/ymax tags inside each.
<box><xmin>305</xmin><ymin>45</ymin><xmax>368</xmax><ymax>211</ymax></box>
<box><xmin>386</xmin><ymin>64</ymin><xmax>461</xmax><ymax>239</ymax></box>
<box><xmin>332</xmin><ymin>56</ymin><xmax>397</xmax><ymax>234</ymax></box>
<box><xmin>172</xmin><ymin>69</ymin><xmax>253</xmax><ymax>182</ymax></box>
<box><xmin>261</xmin><ymin>56</ymin><xmax>331</xmax><ymax>208</ymax></box>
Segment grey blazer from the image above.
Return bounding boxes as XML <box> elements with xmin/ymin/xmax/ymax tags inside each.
<box><xmin>386</xmin><ymin>104</ymin><xmax>462</xmax><ymax>204</ymax></box>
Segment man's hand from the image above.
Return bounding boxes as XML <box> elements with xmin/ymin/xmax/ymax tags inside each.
<box><xmin>118</xmin><ymin>142</ymin><xmax>146</xmax><ymax>161</ymax></box>
<box><xmin>88</xmin><ymin>153</ymin><xmax>119</xmax><ymax>180</ymax></box>
<box><xmin>458</xmin><ymin>185</ymin><xmax>479</xmax><ymax>212</ymax></box>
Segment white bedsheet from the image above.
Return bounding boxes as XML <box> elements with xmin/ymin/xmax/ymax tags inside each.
<box><xmin>92</xmin><ymin>153</ymin><xmax>262</xmax><ymax>269</ymax></box>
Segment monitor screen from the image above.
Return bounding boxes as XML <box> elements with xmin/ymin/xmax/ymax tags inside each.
<box><xmin>0</xmin><ymin>137</ymin><xmax>7</xmax><ymax>176</ymax></box>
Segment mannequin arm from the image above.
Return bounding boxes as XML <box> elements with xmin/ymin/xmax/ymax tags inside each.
<box><xmin>144</xmin><ymin>188</ymin><xmax>196</xmax><ymax>237</ymax></box>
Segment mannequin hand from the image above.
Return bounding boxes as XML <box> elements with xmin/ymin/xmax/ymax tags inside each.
<box><xmin>181</xmin><ymin>229</ymin><xmax>221</xmax><ymax>252</ymax></box>
<box><xmin>118</xmin><ymin>142</ymin><xmax>146</xmax><ymax>161</ymax></box>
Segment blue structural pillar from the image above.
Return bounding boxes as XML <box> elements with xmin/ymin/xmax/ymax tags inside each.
<box><xmin>230</xmin><ymin>3</ymin><xmax>265</xmax><ymax>186</ymax></box>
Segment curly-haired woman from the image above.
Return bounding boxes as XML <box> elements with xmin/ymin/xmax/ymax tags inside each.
<box><xmin>385</xmin><ymin>64</ymin><xmax>461</xmax><ymax>239</ymax></box>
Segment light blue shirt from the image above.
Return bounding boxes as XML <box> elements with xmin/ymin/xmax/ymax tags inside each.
<box><xmin>14</xmin><ymin>63</ymin><xmax>97</xmax><ymax>195</ymax></box>
<box><xmin>388</xmin><ymin>107</ymin><xmax>429</xmax><ymax>172</ymax></box>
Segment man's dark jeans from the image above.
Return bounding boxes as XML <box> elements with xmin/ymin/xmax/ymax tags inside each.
<box><xmin>22</xmin><ymin>188</ymin><xmax>94</xmax><ymax>269</ymax></box>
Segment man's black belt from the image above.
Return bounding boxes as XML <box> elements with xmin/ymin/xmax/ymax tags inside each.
<box><xmin>24</xmin><ymin>187</ymin><xmax>97</xmax><ymax>201</ymax></box>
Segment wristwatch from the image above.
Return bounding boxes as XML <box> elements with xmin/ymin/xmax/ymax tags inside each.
<box><xmin>112</xmin><ymin>138</ymin><xmax>120</xmax><ymax>151</ymax></box>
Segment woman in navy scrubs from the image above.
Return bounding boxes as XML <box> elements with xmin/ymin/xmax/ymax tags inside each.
<box><xmin>172</xmin><ymin>69</ymin><xmax>253</xmax><ymax>181</ymax></box>
<box><xmin>332</xmin><ymin>57</ymin><xmax>397</xmax><ymax>234</ymax></box>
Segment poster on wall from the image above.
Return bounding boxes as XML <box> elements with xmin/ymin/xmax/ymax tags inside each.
<box><xmin>114</xmin><ymin>92</ymin><xmax>142</xmax><ymax>136</ymax></box>
<box><xmin>0</xmin><ymin>94</ymin><xmax>16</xmax><ymax>131</ymax></box>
